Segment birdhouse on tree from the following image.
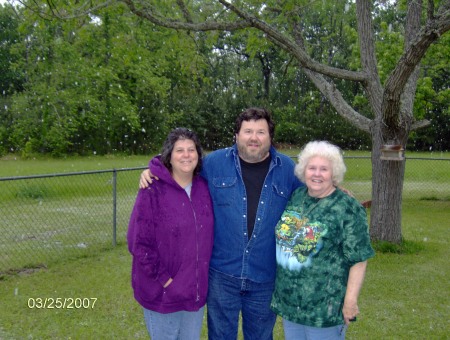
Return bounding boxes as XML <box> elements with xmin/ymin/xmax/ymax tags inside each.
<box><xmin>380</xmin><ymin>144</ymin><xmax>405</xmax><ymax>161</ymax></box>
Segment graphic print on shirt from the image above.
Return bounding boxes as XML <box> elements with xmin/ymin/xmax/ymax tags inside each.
<box><xmin>275</xmin><ymin>210</ymin><xmax>327</xmax><ymax>271</ymax></box>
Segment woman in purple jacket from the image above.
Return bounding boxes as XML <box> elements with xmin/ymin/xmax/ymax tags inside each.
<box><xmin>127</xmin><ymin>128</ymin><xmax>214</xmax><ymax>340</ymax></box>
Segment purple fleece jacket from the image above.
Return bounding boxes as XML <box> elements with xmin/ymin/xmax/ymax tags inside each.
<box><xmin>127</xmin><ymin>156</ymin><xmax>214</xmax><ymax>313</ymax></box>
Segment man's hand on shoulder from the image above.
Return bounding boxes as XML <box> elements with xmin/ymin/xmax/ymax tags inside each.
<box><xmin>139</xmin><ymin>169</ymin><xmax>158</xmax><ymax>189</ymax></box>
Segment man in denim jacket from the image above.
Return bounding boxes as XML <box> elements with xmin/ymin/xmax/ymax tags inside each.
<box><xmin>140</xmin><ymin>107</ymin><xmax>303</xmax><ymax>339</ymax></box>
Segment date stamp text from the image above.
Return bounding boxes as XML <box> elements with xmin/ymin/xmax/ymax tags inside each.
<box><xmin>27</xmin><ymin>297</ymin><xmax>97</xmax><ymax>309</ymax></box>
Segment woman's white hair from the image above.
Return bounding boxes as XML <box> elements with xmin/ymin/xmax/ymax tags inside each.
<box><xmin>294</xmin><ymin>141</ymin><xmax>346</xmax><ymax>186</ymax></box>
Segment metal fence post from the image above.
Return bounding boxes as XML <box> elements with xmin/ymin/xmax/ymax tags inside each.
<box><xmin>112</xmin><ymin>169</ymin><xmax>117</xmax><ymax>247</ymax></box>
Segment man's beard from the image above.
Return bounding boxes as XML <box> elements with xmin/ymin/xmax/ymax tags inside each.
<box><xmin>237</xmin><ymin>143</ymin><xmax>270</xmax><ymax>163</ymax></box>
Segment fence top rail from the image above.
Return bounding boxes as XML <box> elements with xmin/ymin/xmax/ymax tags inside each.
<box><xmin>1</xmin><ymin>157</ymin><xmax>448</xmax><ymax>181</ymax></box>
<box><xmin>0</xmin><ymin>166</ymin><xmax>147</xmax><ymax>181</ymax></box>
<box><xmin>403</xmin><ymin>157</ymin><xmax>450</xmax><ymax>161</ymax></box>
<box><xmin>290</xmin><ymin>156</ymin><xmax>449</xmax><ymax>161</ymax></box>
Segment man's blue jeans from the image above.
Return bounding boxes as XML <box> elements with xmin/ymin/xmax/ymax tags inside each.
<box><xmin>207</xmin><ymin>268</ymin><xmax>276</xmax><ymax>340</ymax></box>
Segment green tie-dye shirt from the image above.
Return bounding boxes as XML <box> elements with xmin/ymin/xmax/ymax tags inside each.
<box><xmin>270</xmin><ymin>187</ymin><xmax>375</xmax><ymax>327</ymax></box>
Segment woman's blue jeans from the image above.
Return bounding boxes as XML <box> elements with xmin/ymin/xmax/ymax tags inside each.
<box><xmin>206</xmin><ymin>268</ymin><xmax>276</xmax><ymax>340</ymax></box>
<box><xmin>283</xmin><ymin>318</ymin><xmax>347</xmax><ymax>340</ymax></box>
<box><xmin>143</xmin><ymin>307</ymin><xmax>205</xmax><ymax>340</ymax></box>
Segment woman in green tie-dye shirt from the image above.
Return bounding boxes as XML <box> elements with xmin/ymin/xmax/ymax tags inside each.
<box><xmin>271</xmin><ymin>141</ymin><xmax>375</xmax><ymax>340</ymax></box>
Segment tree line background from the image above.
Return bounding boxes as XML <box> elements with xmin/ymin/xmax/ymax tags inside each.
<box><xmin>0</xmin><ymin>1</ymin><xmax>448</xmax><ymax>157</ymax></box>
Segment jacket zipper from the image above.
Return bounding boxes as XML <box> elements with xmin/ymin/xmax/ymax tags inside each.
<box><xmin>187</xmin><ymin>188</ymin><xmax>200</xmax><ymax>303</ymax></box>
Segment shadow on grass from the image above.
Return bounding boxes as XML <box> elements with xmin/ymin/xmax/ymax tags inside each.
<box><xmin>372</xmin><ymin>239</ymin><xmax>426</xmax><ymax>254</ymax></box>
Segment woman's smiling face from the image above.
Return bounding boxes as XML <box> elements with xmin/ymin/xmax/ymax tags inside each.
<box><xmin>170</xmin><ymin>139</ymin><xmax>198</xmax><ymax>176</ymax></box>
<box><xmin>304</xmin><ymin>156</ymin><xmax>335</xmax><ymax>198</ymax></box>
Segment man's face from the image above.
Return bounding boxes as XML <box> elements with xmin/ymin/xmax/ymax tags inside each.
<box><xmin>236</xmin><ymin>119</ymin><xmax>271</xmax><ymax>163</ymax></box>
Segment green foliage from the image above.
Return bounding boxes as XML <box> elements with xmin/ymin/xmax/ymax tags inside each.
<box><xmin>15</xmin><ymin>185</ymin><xmax>50</xmax><ymax>200</ymax></box>
<box><xmin>0</xmin><ymin>1</ymin><xmax>448</xmax><ymax>154</ymax></box>
<box><xmin>0</xmin><ymin>4</ymin><xmax>24</xmax><ymax>95</ymax></box>
<box><xmin>420</xmin><ymin>195</ymin><xmax>450</xmax><ymax>201</ymax></box>
<box><xmin>22</xmin><ymin>138</ymin><xmax>40</xmax><ymax>158</ymax></box>
<box><xmin>2</xmin><ymin>4</ymin><xmax>180</xmax><ymax>155</ymax></box>
<box><xmin>375</xmin><ymin>22</ymin><xmax>404</xmax><ymax>84</ymax></box>
<box><xmin>273</xmin><ymin>104</ymin><xmax>371</xmax><ymax>149</ymax></box>
<box><xmin>409</xmin><ymin>33</ymin><xmax>450</xmax><ymax>151</ymax></box>
<box><xmin>0</xmin><ymin>124</ymin><xmax>7</xmax><ymax>157</ymax></box>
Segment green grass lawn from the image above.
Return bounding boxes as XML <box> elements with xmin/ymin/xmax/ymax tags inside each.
<box><xmin>0</xmin><ymin>152</ymin><xmax>449</xmax><ymax>339</ymax></box>
<box><xmin>1</xmin><ymin>201</ymin><xmax>448</xmax><ymax>339</ymax></box>
<box><xmin>0</xmin><ymin>153</ymin><xmax>152</xmax><ymax>177</ymax></box>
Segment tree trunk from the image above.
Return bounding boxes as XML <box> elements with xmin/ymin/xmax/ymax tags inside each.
<box><xmin>257</xmin><ymin>53</ymin><xmax>271</xmax><ymax>99</ymax></box>
<box><xmin>370</xmin><ymin>122</ymin><xmax>405</xmax><ymax>243</ymax></box>
<box><xmin>369</xmin><ymin>0</ymin><xmax>423</xmax><ymax>243</ymax></box>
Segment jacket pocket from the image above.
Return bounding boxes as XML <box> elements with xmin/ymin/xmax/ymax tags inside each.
<box><xmin>271</xmin><ymin>184</ymin><xmax>290</xmax><ymax>200</ymax></box>
<box><xmin>163</xmin><ymin>275</ymin><xmax>193</xmax><ymax>304</ymax></box>
<box><xmin>212</xmin><ymin>177</ymin><xmax>237</xmax><ymax>207</ymax></box>
<box><xmin>269</xmin><ymin>184</ymin><xmax>290</xmax><ymax>212</ymax></box>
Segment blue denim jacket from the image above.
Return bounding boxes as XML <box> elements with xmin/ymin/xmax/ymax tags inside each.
<box><xmin>202</xmin><ymin>145</ymin><xmax>303</xmax><ymax>283</ymax></box>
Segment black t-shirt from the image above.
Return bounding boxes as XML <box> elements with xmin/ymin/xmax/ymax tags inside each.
<box><xmin>239</xmin><ymin>155</ymin><xmax>271</xmax><ymax>239</ymax></box>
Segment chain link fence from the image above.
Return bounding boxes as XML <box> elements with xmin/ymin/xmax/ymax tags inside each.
<box><xmin>0</xmin><ymin>167</ymin><xmax>145</xmax><ymax>274</ymax></box>
<box><xmin>1</xmin><ymin>157</ymin><xmax>449</xmax><ymax>274</ymax></box>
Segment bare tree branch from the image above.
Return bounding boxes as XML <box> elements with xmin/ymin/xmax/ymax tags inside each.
<box><xmin>26</xmin><ymin>0</ymin><xmax>368</xmax><ymax>83</ymax></box>
<box><xmin>411</xmin><ymin>119</ymin><xmax>431</xmax><ymax>131</ymax></box>
<box><xmin>303</xmin><ymin>69</ymin><xmax>372</xmax><ymax>133</ymax></box>
<box><xmin>176</xmin><ymin>0</ymin><xmax>193</xmax><ymax>23</ymax></box>
<box><xmin>289</xmin><ymin>15</ymin><xmax>371</xmax><ymax>134</ymax></box>
<box><xmin>355</xmin><ymin>0</ymin><xmax>383</xmax><ymax>115</ymax></box>
<box><xmin>27</xmin><ymin>0</ymin><xmax>119</xmax><ymax>20</ymax></box>
<box><xmin>121</xmin><ymin>0</ymin><xmax>250</xmax><ymax>30</ymax></box>
<box><xmin>216</xmin><ymin>0</ymin><xmax>367</xmax><ymax>82</ymax></box>
<box><xmin>383</xmin><ymin>2</ymin><xmax>450</xmax><ymax>131</ymax></box>
<box><xmin>427</xmin><ymin>0</ymin><xmax>435</xmax><ymax>21</ymax></box>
